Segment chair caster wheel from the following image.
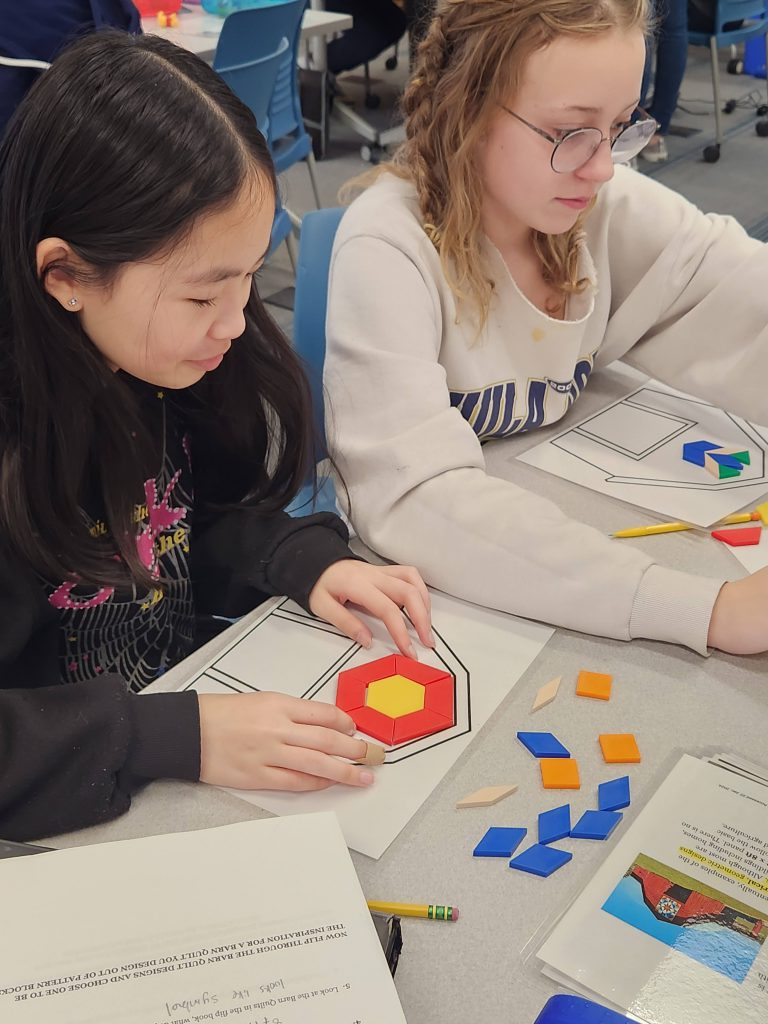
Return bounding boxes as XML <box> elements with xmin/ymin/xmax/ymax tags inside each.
<box><xmin>385</xmin><ymin>56</ymin><xmax>398</xmax><ymax>71</ymax></box>
<box><xmin>726</xmin><ymin>57</ymin><xmax>744</xmax><ymax>74</ymax></box>
<box><xmin>757</xmin><ymin>119</ymin><xmax>768</xmax><ymax>137</ymax></box>
<box><xmin>364</xmin><ymin>93</ymin><xmax>381</xmax><ymax>110</ymax></box>
<box><xmin>757</xmin><ymin>104</ymin><xmax>768</xmax><ymax>117</ymax></box>
<box><xmin>723</xmin><ymin>99</ymin><xmax>737</xmax><ymax>114</ymax></box>
<box><xmin>703</xmin><ymin>143</ymin><xmax>721</xmax><ymax>162</ymax></box>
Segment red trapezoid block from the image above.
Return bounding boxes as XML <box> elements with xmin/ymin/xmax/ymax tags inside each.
<box><xmin>335</xmin><ymin>674</ymin><xmax>369</xmax><ymax>713</ymax></box>
<box><xmin>423</xmin><ymin>675</ymin><xmax>455</xmax><ymax>723</ymax></box>
<box><xmin>349</xmin><ymin>705</ymin><xmax>397</xmax><ymax>745</ymax></box>
<box><xmin>391</xmin><ymin>707</ymin><xmax>454</xmax><ymax>744</ymax></box>
<box><xmin>711</xmin><ymin>526</ymin><xmax>762</xmax><ymax>547</ymax></box>
<box><xmin>338</xmin><ymin>654</ymin><xmax>399</xmax><ymax>689</ymax></box>
<box><xmin>392</xmin><ymin>655</ymin><xmax>451</xmax><ymax>686</ymax></box>
<box><xmin>336</xmin><ymin>655</ymin><xmax>401</xmax><ymax>713</ymax></box>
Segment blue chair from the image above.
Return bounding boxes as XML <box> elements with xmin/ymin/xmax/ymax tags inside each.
<box><xmin>688</xmin><ymin>0</ymin><xmax>768</xmax><ymax>162</ymax></box>
<box><xmin>214</xmin><ymin>16</ymin><xmax>296</xmax><ymax>264</ymax></box>
<box><xmin>286</xmin><ymin>206</ymin><xmax>345</xmax><ymax>517</ymax></box>
<box><xmin>214</xmin><ymin>33</ymin><xmax>289</xmax><ymax>133</ymax></box>
<box><xmin>215</xmin><ymin>0</ymin><xmax>321</xmax><ymax>208</ymax></box>
<box><xmin>263</xmin><ymin>0</ymin><xmax>323</xmax><ymax>208</ymax></box>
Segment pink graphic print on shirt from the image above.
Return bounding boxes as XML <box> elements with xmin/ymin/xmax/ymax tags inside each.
<box><xmin>49</xmin><ymin>470</ymin><xmax>187</xmax><ymax>610</ymax></box>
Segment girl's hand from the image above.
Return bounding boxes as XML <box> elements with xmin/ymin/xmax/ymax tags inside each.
<box><xmin>308</xmin><ymin>560</ymin><xmax>434</xmax><ymax>658</ymax></box>
<box><xmin>708</xmin><ymin>566</ymin><xmax>768</xmax><ymax>654</ymax></box>
<box><xmin>198</xmin><ymin>692</ymin><xmax>375</xmax><ymax>791</ymax></box>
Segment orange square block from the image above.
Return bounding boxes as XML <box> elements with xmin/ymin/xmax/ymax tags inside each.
<box><xmin>599</xmin><ymin>733</ymin><xmax>641</xmax><ymax>764</ymax></box>
<box><xmin>576</xmin><ymin>670</ymin><xmax>612</xmax><ymax>701</ymax></box>
<box><xmin>540</xmin><ymin>757</ymin><xmax>580</xmax><ymax>790</ymax></box>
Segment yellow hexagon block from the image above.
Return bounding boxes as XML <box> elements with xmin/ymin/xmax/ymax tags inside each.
<box><xmin>366</xmin><ymin>675</ymin><xmax>425</xmax><ymax>717</ymax></box>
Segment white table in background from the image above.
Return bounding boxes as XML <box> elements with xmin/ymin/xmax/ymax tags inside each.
<box><xmin>141</xmin><ymin>6</ymin><xmax>352</xmax><ymax>68</ymax></box>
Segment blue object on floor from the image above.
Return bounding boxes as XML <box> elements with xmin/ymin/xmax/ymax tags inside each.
<box><xmin>598</xmin><ymin>776</ymin><xmax>630</xmax><ymax>812</ymax></box>
<box><xmin>534</xmin><ymin>994</ymin><xmax>634</xmax><ymax>1023</ymax></box>
<box><xmin>571</xmin><ymin>809</ymin><xmax>623</xmax><ymax>840</ymax></box>
<box><xmin>517</xmin><ymin>732</ymin><xmax>570</xmax><ymax>758</ymax></box>
<box><xmin>745</xmin><ymin>35</ymin><xmax>766</xmax><ymax>78</ymax></box>
<box><xmin>682</xmin><ymin>439</ymin><xmax>719</xmax><ymax>466</ymax></box>
<box><xmin>538</xmin><ymin>804</ymin><xmax>571</xmax><ymax>844</ymax></box>
<box><xmin>509</xmin><ymin>843</ymin><xmax>572</xmax><ymax>877</ymax></box>
<box><xmin>473</xmin><ymin>826</ymin><xmax>527</xmax><ymax>858</ymax></box>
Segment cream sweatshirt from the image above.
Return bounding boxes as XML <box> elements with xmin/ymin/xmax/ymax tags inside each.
<box><xmin>323</xmin><ymin>166</ymin><xmax>768</xmax><ymax>654</ymax></box>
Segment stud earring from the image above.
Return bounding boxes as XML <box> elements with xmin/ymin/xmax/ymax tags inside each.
<box><xmin>68</xmin><ymin>298</ymin><xmax>79</xmax><ymax>307</ymax></box>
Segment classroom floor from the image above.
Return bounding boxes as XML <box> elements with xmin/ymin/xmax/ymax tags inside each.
<box><xmin>261</xmin><ymin>42</ymin><xmax>768</xmax><ymax>330</ymax></box>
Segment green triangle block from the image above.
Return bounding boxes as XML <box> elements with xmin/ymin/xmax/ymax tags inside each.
<box><xmin>731</xmin><ymin>450</ymin><xmax>751</xmax><ymax>465</ymax></box>
<box><xmin>718</xmin><ymin>464</ymin><xmax>741</xmax><ymax>479</ymax></box>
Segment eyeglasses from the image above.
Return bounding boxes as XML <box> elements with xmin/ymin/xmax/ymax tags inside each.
<box><xmin>500</xmin><ymin>106</ymin><xmax>658</xmax><ymax>173</ymax></box>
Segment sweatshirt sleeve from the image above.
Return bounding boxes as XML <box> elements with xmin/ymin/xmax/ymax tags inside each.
<box><xmin>597</xmin><ymin>167</ymin><xmax>768</xmax><ymax>425</ymax></box>
<box><xmin>324</xmin><ymin>232</ymin><xmax>724</xmax><ymax>655</ymax></box>
<box><xmin>0</xmin><ymin>680</ymin><xmax>200</xmax><ymax>841</ymax></box>
<box><xmin>0</xmin><ymin>544</ymin><xmax>200</xmax><ymax>841</ymax></box>
<box><xmin>191</xmin><ymin>508</ymin><xmax>357</xmax><ymax>618</ymax></box>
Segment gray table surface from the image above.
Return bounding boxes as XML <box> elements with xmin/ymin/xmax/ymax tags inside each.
<box><xmin>42</xmin><ymin>365</ymin><xmax>768</xmax><ymax>1024</ymax></box>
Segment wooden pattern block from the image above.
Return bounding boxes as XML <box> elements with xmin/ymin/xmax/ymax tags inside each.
<box><xmin>456</xmin><ymin>784</ymin><xmax>518</xmax><ymax>809</ymax></box>
<box><xmin>508</xmin><ymin>843</ymin><xmax>572</xmax><ymax>877</ymax></box>
<box><xmin>570</xmin><ymin>809</ymin><xmax>623</xmax><ymax>840</ymax></box>
<box><xmin>473</xmin><ymin>826</ymin><xmax>527</xmax><ymax>859</ymax></box>
<box><xmin>531</xmin><ymin>676</ymin><xmax>562</xmax><ymax>713</ymax></box>
<box><xmin>540</xmin><ymin>758</ymin><xmax>580</xmax><ymax>789</ymax></box>
<box><xmin>711</xmin><ymin>526</ymin><xmax>762</xmax><ymax>547</ymax></box>
<box><xmin>576</xmin><ymin>670</ymin><xmax>612</xmax><ymax>701</ymax></box>
<box><xmin>518</xmin><ymin>731</ymin><xmax>570</xmax><ymax>758</ymax></box>
<box><xmin>538</xmin><ymin>804</ymin><xmax>571</xmax><ymax>844</ymax></box>
<box><xmin>599</xmin><ymin>734</ymin><xmax>641</xmax><ymax>764</ymax></box>
<box><xmin>598</xmin><ymin>775</ymin><xmax>631</xmax><ymax>811</ymax></box>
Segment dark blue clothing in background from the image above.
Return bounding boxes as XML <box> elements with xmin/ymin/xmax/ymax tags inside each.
<box><xmin>640</xmin><ymin>0</ymin><xmax>689</xmax><ymax>136</ymax></box>
<box><xmin>0</xmin><ymin>0</ymin><xmax>141</xmax><ymax>139</ymax></box>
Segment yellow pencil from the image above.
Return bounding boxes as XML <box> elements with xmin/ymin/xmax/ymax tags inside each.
<box><xmin>367</xmin><ymin>900</ymin><xmax>459</xmax><ymax>921</ymax></box>
<box><xmin>612</xmin><ymin>511</ymin><xmax>760</xmax><ymax>539</ymax></box>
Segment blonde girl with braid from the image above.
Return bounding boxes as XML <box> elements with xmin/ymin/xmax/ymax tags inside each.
<box><xmin>324</xmin><ymin>0</ymin><xmax>768</xmax><ymax>658</ymax></box>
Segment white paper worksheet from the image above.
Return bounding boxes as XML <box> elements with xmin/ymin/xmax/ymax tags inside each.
<box><xmin>518</xmin><ymin>381</ymin><xmax>768</xmax><ymax>527</ymax></box>
<box><xmin>727</xmin><ymin>527</ymin><xmax>768</xmax><ymax>575</ymax></box>
<box><xmin>0</xmin><ymin>814</ymin><xmax>406</xmax><ymax>1024</ymax></box>
<box><xmin>537</xmin><ymin>756</ymin><xmax>768</xmax><ymax>1023</ymax></box>
<box><xmin>145</xmin><ymin>591</ymin><xmax>553</xmax><ymax>860</ymax></box>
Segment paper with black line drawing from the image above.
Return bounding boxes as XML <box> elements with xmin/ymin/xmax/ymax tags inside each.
<box><xmin>517</xmin><ymin>381</ymin><xmax>768</xmax><ymax>527</ymax></box>
<box><xmin>0</xmin><ymin>814</ymin><xmax>407</xmax><ymax>1024</ymax></box>
<box><xmin>145</xmin><ymin>591</ymin><xmax>552</xmax><ymax>859</ymax></box>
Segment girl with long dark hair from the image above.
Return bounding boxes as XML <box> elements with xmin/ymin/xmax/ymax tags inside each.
<box><xmin>0</xmin><ymin>30</ymin><xmax>432</xmax><ymax>840</ymax></box>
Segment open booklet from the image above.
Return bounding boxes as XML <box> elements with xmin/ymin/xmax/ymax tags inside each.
<box><xmin>536</xmin><ymin>753</ymin><xmax>768</xmax><ymax>1023</ymax></box>
<box><xmin>0</xmin><ymin>813</ymin><xmax>406</xmax><ymax>1024</ymax></box>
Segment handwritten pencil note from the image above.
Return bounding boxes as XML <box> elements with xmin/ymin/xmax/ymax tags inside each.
<box><xmin>0</xmin><ymin>814</ymin><xmax>405</xmax><ymax>1024</ymax></box>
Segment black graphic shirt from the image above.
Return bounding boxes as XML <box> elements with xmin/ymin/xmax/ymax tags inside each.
<box><xmin>0</xmin><ymin>383</ymin><xmax>356</xmax><ymax>841</ymax></box>
<box><xmin>45</xmin><ymin>391</ymin><xmax>196</xmax><ymax>692</ymax></box>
